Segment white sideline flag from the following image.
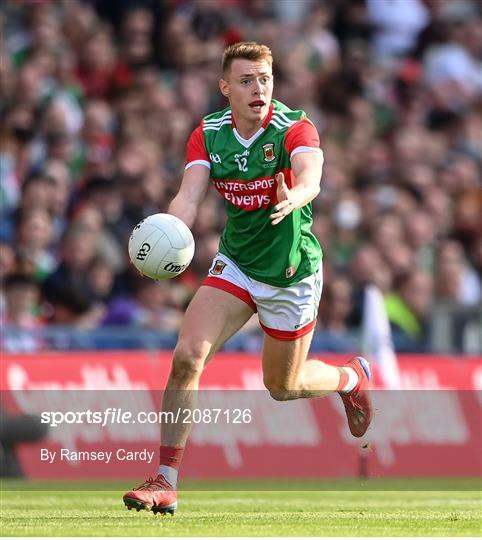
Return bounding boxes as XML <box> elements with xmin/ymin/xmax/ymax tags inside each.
<box><xmin>362</xmin><ymin>284</ymin><xmax>402</xmax><ymax>389</ymax></box>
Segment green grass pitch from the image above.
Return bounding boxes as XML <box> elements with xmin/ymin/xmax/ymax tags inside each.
<box><xmin>1</xmin><ymin>478</ymin><xmax>481</xmax><ymax>536</ymax></box>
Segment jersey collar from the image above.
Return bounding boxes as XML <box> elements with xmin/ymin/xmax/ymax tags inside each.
<box><xmin>231</xmin><ymin>103</ymin><xmax>274</xmax><ymax>149</ymax></box>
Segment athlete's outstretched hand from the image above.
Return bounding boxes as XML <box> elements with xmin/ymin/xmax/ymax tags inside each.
<box><xmin>270</xmin><ymin>172</ymin><xmax>294</xmax><ymax>225</ymax></box>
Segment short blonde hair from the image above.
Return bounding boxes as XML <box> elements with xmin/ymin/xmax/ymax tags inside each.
<box><xmin>222</xmin><ymin>42</ymin><xmax>273</xmax><ymax>75</ymax></box>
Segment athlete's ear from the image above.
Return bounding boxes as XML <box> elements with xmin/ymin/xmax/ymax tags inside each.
<box><xmin>219</xmin><ymin>78</ymin><xmax>229</xmax><ymax>98</ymax></box>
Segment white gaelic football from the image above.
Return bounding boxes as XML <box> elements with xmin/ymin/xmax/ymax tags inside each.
<box><xmin>128</xmin><ymin>213</ymin><xmax>195</xmax><ymax>280</ymax></box>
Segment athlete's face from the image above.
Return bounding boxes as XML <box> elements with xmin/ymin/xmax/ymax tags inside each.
<box><xmin>220</xmin><ymin>59</ymin><xmax>273</xmax><ymax>125</ymax></box>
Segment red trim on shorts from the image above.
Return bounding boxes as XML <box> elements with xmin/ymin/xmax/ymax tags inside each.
<box><xmin>203</xmin><ymin>276</ymin><xmax>257</xmax><ymax>312</ymax></box>
<box><xmin>260</xmin><ymin>319</ymin><xmax>316</xmax><ymax>341</ymax></box>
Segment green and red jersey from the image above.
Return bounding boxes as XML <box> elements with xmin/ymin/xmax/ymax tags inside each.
<box><xmin>185</xmin><ymin>99</ymin><xmax>323</xmax><ymax>287</ymax></box>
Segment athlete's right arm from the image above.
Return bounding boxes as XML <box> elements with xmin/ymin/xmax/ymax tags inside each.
<box><xmin>168</xmin><ymin>124</ymin><xmax>210</xmax><ymax>228</ymax></box>
<box><xmin>167</xmin><ymin>164</ymin><xmax>210</xmax><ymax>228</ymax></box>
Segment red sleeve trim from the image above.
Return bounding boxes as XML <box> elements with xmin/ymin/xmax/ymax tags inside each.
<box><xmin>284</xmin><ymin>118</ymin><xmax>321</xmax><ymax>157</ymax></box>
<box><xmin>185</xmin><ymin>123</ymin><xmax>210</xmax><ymax>168</ymax></box>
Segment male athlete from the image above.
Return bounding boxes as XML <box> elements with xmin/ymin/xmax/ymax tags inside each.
<box><xmin>123</xmin><ymin>42</ymin><xmax>372</xmax><ymax>515</ymax></box>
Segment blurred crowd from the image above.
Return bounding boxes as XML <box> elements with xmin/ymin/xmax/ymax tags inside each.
<box><xmin>1</xmin><ymin>0</ymin><xmax>481</xmax><ymax>353</ymax></box>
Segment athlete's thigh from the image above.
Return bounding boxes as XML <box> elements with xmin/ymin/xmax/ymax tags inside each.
<box><xmin>255</xmin><ymin>266</ymin><xmax>322</xmax><ymax>341</ymax></box>
<box><xmin>177</xmin><ymin>285</ymin><xmax>254</xmax><ymax>362</ymax></box>
<box><xmin>261</xmin><ymin>329</ymin><xmax>315</xmax><ymax>388</ymax></box>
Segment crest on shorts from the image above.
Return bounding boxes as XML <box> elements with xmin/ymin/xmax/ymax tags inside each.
<box><xmin>285</xmin><ymin>265</ymin><xmax>295</xmax><ymax>278</ymax></box>
<box><xmin>262</xmin><ymin>143</ymin><xmax>276</xmax><ymax>162</ymax></box>
<box><xmin>211</xmin><ymin>259</ymin><xmax>226</xmax><ymax>275</ymax></box>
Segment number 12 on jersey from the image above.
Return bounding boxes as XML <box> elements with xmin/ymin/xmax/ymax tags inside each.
<box><xmin>235</xmin><ymin>156</ymin><xmax>248</xmax><ymax>172</ymax></box>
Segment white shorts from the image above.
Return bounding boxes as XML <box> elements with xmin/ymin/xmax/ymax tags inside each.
<box><xmin>203</xmin><ymin>252</ymin><xmax>323</xmax><ymax>341</ymax></box>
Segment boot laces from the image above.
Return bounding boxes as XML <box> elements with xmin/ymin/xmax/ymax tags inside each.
<box><xmin>132</xmin><ymin>475</ymin><xmax>171</xmax><ymax>492</ymax></box>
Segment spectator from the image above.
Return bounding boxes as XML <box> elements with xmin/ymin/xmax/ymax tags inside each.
<box><xmin>71</xmin><ymin>203</ymin><xmax>124</xmax><ymax>273</ymax></box>
<box><xmin>434</xmin><ymin>240</ymin><xmax>481</xmax><ymax>305</ymax></box>
<box><xmin>76</xmin><ymin>28</ymin><xmax>117</xmax><ymax>99</ymax></box>
<box><xmin>0</xmin><ymin>173</ymin><xmax>53</xmax><ymax>245</ymax></box>
<box><xmin>42</xmin><ymin>224</ymin><xmax>98</xmax><ymax>304</ymax></box>
<box><xmin>315</xmin><ymin>275</ymin><xmax>358</xmax><ymax>352</ymax></box>
<box><xmin>87</xmin><ymin>255</ymin><xmax>115</xmax><ymax>304</ymax></box>
<box><xmin>49</xmin><ymin>285</ymin><xmax>103</xmax><ymax>329</ymax></box>
<box><xmin>366</xmin><ymin>0</ymin><xmax>430</xmax><ymax>60</ymax></box>
<box><xmin>404</xmin><ymin>209</ymin><xmax>436</xmax><ymax>271</ymax></box>
<box><xmin>385</xmin><ymin>270</ymin><xmax>434</xmax><ymax>352</ymax></box>
<box><xmin>1</xmin><ymin>104</ymin><xmax>38</xmax><ymax>208</ymax></box>
<box><xmin>424</xmin><ymin>18</ymin><xmax>482</xmax><ymax>106</ymax></box>
<box><xmin>0</xmin><ymin>273</ymin><xmax>43</xmax><ymax>352</ymax></box>
<box><xmin>348</xmin><ymin>244</ymin><xmax>393</xmax><ymax>327</ymax></box>
<box><xmin>15</xmin><ymin>207</ymin><xmax>56</xmax><ymax>281</ymax></box>
<box><xmin>104</xmin><ymin>276</ymin><xmax>183</xmax><ymax>333</ymax></box>
<box><xmin>0</xmin><ymin>242</ymin><xmax>16</xmax><ymax>282</ymax></box>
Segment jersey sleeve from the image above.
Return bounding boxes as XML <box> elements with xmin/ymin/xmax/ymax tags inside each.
<box><xmin>185</xmin><ymin>123</ymin><xmax>211</xmax><ymax>170</ymax></box>
<box><xmin>284</xmin><ymin>118</ymin><xmax>323</xmax><ymax>160</ymax></box>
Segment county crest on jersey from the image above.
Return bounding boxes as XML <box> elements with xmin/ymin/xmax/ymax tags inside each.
<box><xmin>186</xmin><ymin>99</ymin><xmax>323</xmax><ymax>287</ymax></box>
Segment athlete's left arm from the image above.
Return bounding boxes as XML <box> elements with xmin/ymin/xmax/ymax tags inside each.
<box><xmin>270</xmin><ymin>118</ymin><xmax>323</xmax><ymax>225</ymax></box>
<box><xmin>270</xmin><ymin>150</ymin><xmax>323</xmax><ymax>226</ymax></box>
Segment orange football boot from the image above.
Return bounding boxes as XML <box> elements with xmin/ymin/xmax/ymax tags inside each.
<box><xmin>338</xmin><ymin>356</ymin><xmax>373</xmax><ymax>438</ymax></box>
<box><xmin>123</xmin><ymin>474</ymin><xmax>177</xmax><ymax>515</ymax></box>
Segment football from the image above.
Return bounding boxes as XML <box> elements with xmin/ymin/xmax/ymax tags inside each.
<box><xmin>128</xmin><ymin>213</ymin><xmax>195</xmax><ymax>280</ymax></box>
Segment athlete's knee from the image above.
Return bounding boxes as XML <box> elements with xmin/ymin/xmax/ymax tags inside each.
<box><xmin>269</xmin><ymin>389</ymin><xmax>297</xmax><ymax>401</ymax></box>
<box><xmin>171</xmin><ymin>341</ymin><xmax>209</xmax><ymax>381</ymax></box>
<box><xmin>263</xmin><ymin>378</ymin><xmax>300</xmax><ymax>401</ymax></box>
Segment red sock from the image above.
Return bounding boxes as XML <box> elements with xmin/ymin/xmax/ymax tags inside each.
<box><xmin>336</xmin><ymin>368</ymin><xmax>349</xmax><ymax>392</ymax></box>
<box><xmin>159</xmin><ymin>446</ymin><xmax>184</xmax><ymax>470</ymax></box>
